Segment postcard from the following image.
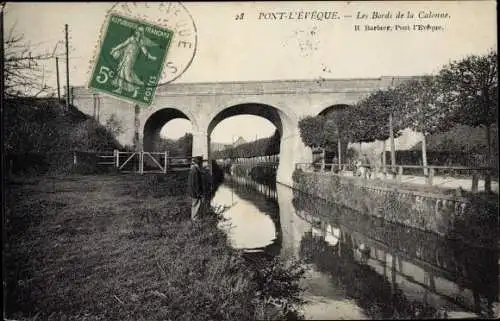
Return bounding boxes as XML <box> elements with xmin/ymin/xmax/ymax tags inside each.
<box><xmin>3</xmin><ymin>2</ymin><xmax>498</xmax><ymax>320</ymax></box>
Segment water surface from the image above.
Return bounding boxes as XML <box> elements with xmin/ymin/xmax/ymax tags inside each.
<box><xmin>211</xmin><ymin>175</ymin><xmax>498</xmax><ymax>319</ymax></box>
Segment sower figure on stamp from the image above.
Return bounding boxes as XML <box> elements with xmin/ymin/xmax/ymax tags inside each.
<box><xmin>188</xmin><ymin>156</ymin><xmax>205</xmax><ymax>221</ymax></box>
<box><xmin>110</xmin><ymin>26</ymin><xmax>158</xmax><ymax>98</ymax></box>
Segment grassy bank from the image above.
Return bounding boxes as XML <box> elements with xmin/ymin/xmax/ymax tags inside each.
<box><xmin>4</xmin><ymin>172</ymin><xmax>304</xmax><ymax>321</ymax></box>
<box><xmin>5</xmin><ymin>97</ymin><xmax>122</xmax><ymax>176</ymax></box>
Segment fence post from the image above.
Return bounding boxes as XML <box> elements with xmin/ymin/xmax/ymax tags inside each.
<box><xmin>139</xmin><ymin>151</ymin><xmax>144</xmax><ymax>174</ymax></box>
<box><xmin>396</xmin><ymin>166</ymin><xmax>403</xmax><ymax>184</ymax></box>
<box><xmin>73</xmin><ymin>151</ymin><xmax>77</xmax><ymax>166</ymax></box>
<box><xmin>485</xmin><ymin>170</ymin><xmax>492</xmax><ymax>193</ymax></box>
<box><xmin>427</xmin><ymin>167</ymin><xmax>434</xmax><ymax>186</ymax></box>
<box><xmin>114</xmin><ymin>149</ymin><xmax>119</xmax><ymax>168</ymax></box>
<box><xmin>471</xmin><ymin>170</ymin><xmax>479</xmax><ymax>193</ymax></box>
<box><xmin>321</xmin><ymin>149</ymin><xmax>325</xmax><ymax>172</ymax></box>
<box><xmin>164</xmin><ymin>151</ymin><xmax>168</xmax><ymax>174</ymax></box>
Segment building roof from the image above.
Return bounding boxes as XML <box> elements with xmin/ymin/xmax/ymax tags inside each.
<box><xmin>233</xmin><ymin>136</ymin><xmax>247</xmax><ymax>146</ymax></box>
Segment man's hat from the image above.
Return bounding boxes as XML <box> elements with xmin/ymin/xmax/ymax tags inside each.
<box><xmin>192</xmin><ymin>156</ymin><xmax>203</xmax><ymax>163</ymax></box>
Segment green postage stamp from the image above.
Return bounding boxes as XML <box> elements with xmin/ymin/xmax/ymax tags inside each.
<box><xmin>89</xmin><ymin>13</ymin><xmax>174</xmax><ymax>106</ymax></box>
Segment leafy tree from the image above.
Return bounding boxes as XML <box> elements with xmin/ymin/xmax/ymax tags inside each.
<box><xmin>177</xmin><ymin>133</ymin><xmax>193</xmax><ymax>157</ymax></box>
<box><xmin>352</xmin><ymin>91</ymin><xmax>390</xmax><ymax>144</ymax></box>
<box><xmin>298</xmin><ymin>116</ymin><xmax>326</xmax><ymax>149</ymax></box>
<box><xmin>264</xmin><ymin>129</ymin><xmax>281</xmax><ymax>156</ymax></box>
<box><xmin>322</xmin><ymin>108</ymin><xmax>351</xmax><ymax>167</ymax></box>
<box><xmin>211</xmin><ymin>130</ymin><xmax>281</xmax><ymax>159</ymax></box>
<box><xmin>439</xmin><ymin>50</ymin><xmax>498</xmax><ymax>166</ymax></box>
<box><xmin>322</xmin><ymin>109</ymin><xmax>349</xmax><ymax>146</ymax></box>
<box><xmin>352</xmin><ymin>88</ymin><xmax>405</xmax><ymax>168</ymax></box>
<box><xmin>71</xmin><ymin>119</ymin><xmax>121</xmax><ymax>151</ymax></box>
<box><xmin>394</xmin><ymin>76</ymin><xmax>454</xmax><ymax>174</ymax></box>
<box><xmin>154</xmin><ymin>133</ymin><xmax>193</xmax><ymax>157</ymax></box>
<box><xmin>104</xmin><ymin>113</ymin><xmax>124</xmax><ymax>138</ymax></box>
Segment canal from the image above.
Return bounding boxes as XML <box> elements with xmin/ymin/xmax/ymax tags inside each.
<box><xmin>211</xmin><ymin>175</ymin><xmax>498</xmax><ymax>319</ymax></box>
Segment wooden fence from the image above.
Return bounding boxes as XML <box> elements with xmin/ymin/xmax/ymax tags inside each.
<box><xmin>5</xmin><ymin>150</ymin><xmax>196</xmax><ymax>175</ymax></box>
<box><xmin>295</xmin><ymin>162</ymin><xmax>496</xmax><ymax>193</ymax></box>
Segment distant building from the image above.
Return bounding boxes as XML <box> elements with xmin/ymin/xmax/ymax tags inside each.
<box><xmin>211</xmin><ymin>142</ymin><xmax>232</xmax><ymax>152</ymax></box>
<box><xmin>210</xmin><ymin>136</ymin><xmax>247</xmax><ymax>152</ymax></box>
<box><xmin>232</xmin><ymin>136</ymin><xmax>247</xmax><ymax>147</ymax></box>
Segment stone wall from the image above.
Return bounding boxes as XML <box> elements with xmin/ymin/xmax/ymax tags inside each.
<box><xmin>292</xmin><ymin>170</ymin><xmax>498</xmax><ymax>248</ymax></box>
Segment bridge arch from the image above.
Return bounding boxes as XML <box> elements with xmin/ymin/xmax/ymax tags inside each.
<box><xmin>206</xmin><ymin>97</ymin><xmax>299</xmax><ymax>133</ymax></box>
<box><xmin>318</xmin><ymin>103</ymin><xmax>352</xmax><ymax>116</ymax></box>
<box><xmin>142</xmin><ymin>108</ymin><xmax>193</xmax><ymax>152</ymax></box>
<box><xmin>207</xmin><ymin>103</ymin><xmax>288</xmax><ymax>137</ymax></box>
<box><xmin>204</xmin><ymin>101</ymin><xmax>306</xmax><ymax>186</ymax></box>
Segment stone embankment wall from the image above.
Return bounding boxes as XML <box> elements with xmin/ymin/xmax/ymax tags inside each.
<box><xmin>292</xmin><ymin>170</ymin><xmax>498</xmax><ymax>248</ymax></box>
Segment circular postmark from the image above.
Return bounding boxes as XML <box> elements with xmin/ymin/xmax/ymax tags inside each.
<box><xmin>87</xmin><ymin>2</ymin><xmax>197</xmax><ymax>105</ymax></box>
<box><xmin>108</xmin><ymin>2</ymin><xmax>198</xmax><ymax>84</ymax></box>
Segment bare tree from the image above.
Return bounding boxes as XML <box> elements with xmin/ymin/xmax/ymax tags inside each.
<box><xmin>4</xmin><ymin>12</ymin><xmax>59</xmax><ymax>98</ymax></box>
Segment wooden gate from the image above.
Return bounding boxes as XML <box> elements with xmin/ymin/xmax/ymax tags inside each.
<box><xmin>141</xmin><ymin>151</ymin><xmax>169</xmax><ymax>174</ymax></box>
<box><xmin>96</xmin><ymin>150</ymin><xmax>195</xmax><ymax>174</ymax></box>
<box><xmin>97</xmin><ymin>150</ymin><xmax>169</xmax><ymax>174</ymax></box>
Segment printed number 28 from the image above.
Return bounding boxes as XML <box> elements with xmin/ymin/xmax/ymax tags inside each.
<box><xmin>96</xmin><ymin>66</ymin><xmax>114</xmax><ymax>84</ymax></box>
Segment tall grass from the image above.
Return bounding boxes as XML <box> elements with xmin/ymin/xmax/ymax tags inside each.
<box><xmin>4</xmin><ymin>172</ymin><xmax>304</xmax><ymax>321</ymax></box>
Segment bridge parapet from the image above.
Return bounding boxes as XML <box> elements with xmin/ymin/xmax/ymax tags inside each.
<box><xmin>72</xmin><ymin>76</ymin><xmax>419</xmax><ymax>98</ymax></box>
<box><xmin>154</xmin><ymin>77</ymin><xmax>418</xmax><ymax>95</ymax></box>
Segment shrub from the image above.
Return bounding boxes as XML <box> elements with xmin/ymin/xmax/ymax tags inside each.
<box><xmin>5</xmin><ymin>98</ymin><xmax>122</xmax><ymax>175</ymax></box>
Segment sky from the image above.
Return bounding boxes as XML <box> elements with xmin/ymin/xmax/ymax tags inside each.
<box><xmin>4</xmin><ymin>1</ymin><xmax>497</xmax><ymax>143</ymax></box>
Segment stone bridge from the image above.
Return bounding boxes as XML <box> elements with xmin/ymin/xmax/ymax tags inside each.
<box><xmin>72</xmin><ymin>76</ymin><xmax>415</xmax><ymax>186</ymax></box>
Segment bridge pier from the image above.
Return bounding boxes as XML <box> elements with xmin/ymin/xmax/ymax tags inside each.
<box><xmin>277</xmin><ymin>128</ymin><xmax>313</xmax><ymax>187</ymax></box>
<box><xmin>192</xmin><ymin>130</ymin><xmax>209</xmax><ymax>160</ymax></box>
<box><xmin>134</xmin><ymin>106</ymin><xmax>143</xmax><ymax>151</ymax></box>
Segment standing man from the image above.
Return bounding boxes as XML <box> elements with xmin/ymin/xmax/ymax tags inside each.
<box><xmin>201</xmin><ymin>162</ymin><xmax>213</xmax><ymax>214</ymax></box>
<box><xmin>188</xmin><ymin>156</ymin><xmax>204</xmax><ymax>221</ymax></box>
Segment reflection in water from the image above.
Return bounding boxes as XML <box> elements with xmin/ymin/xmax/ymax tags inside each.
<box><xmin>289</xmin><ymin>188</ymin><xmax>498</xmax><ymax>319</ymax></box>
<box><xmin>214</xmin><ymin>173</ymin><xmax>498</xmax><ymax>319</ymax></box>
<box><xmin>211</xmin><ymin>178</ymin><xmax>279</xmax><ymax>252</ymax></box>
